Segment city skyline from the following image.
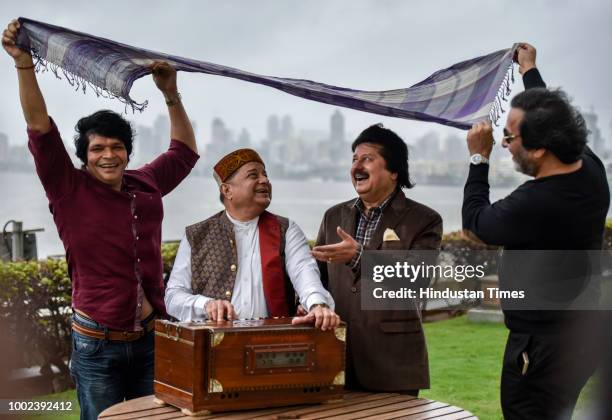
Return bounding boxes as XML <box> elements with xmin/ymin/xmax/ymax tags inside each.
<box><xmin>2</xmin><ymin>106</ymin><xmax>608</xmax><ymax>189</ymax></box>
<box><xmin>0</xmin><ymin>1</ymin><xmax>611</xmax><ymax>152</ymax></box>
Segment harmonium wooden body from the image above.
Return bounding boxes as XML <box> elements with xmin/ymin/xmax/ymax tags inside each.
<box><xmin>154</xmin><ymin>318</ymin><xmax>347</xmax><ymax>416</ymax></box>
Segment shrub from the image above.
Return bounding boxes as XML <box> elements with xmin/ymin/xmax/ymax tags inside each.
<box><xmin>441</xmin><ymin>230</ymin><xmax>500</xmax><ymax>275</ymax></box>
<box><xmin>161</xmin><ymin>241</ymin><xmax>180</xmax><ymax>274</ymax></box>
<box><xmin>0</xmin><ymin>259</ymin><xmax>72</xmax><ymax>388</ymax></box>
<box><xmin>0</xmin><ymin>242</ymin><xmax>179</xmax><ymax>392</ymax></box>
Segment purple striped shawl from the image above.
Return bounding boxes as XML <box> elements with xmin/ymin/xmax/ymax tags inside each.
<box><xmin>16</xmin><ymin>17</ymin><xmax>517</xmax><ymax>129</ymax></box>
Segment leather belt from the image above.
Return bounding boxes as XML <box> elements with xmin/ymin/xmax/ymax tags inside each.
<box><xmin>71</xmin><ymin>317</ymin><xmax>156</xmax><ymax>342</ymax></box>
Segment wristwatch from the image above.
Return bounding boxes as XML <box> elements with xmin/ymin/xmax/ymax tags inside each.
<box><xmin>469</xmin><ymin>154</ymin><xmax>489</xmax><ymax>165</ymax></box>
<box><xmin>309</xmin><ymin>303</ymin><xmax>329</xmax><ymax>311</ymax></box>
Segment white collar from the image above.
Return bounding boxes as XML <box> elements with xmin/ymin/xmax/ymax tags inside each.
<box><xmin>226</xmin><ymin>211</ymin><xmax>259</xmax><ymax>229</ymax></box>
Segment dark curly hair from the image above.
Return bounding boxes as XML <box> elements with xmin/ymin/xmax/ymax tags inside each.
<box><xmin>510</xmin><ymin>88</ymin><xmax>587</xmax><ymax>163</ymax></box>
<box><xmin>351</xmin><ymin>124</ymin><xmax>414</xmax><ymax>189</ymax></box>
<box><xmin>74</xmin><ymin>110</ymin><xmax>134</xmax><ymax>165</ymax></box>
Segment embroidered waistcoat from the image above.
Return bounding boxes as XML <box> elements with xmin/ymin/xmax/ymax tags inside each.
<box><xmin>185</xmin><ymin>210</ymin><xmax>296</xmax><ymax>316</ymax></box>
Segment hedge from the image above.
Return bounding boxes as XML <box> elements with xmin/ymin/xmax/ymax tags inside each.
<box><xmin>1</xmin><ymin>243</ymin><xmax>179</xmax><ymax>391</ymax></box>
<box><xmin>1</xmin><ymin>258</ymin><xmax>72</xmax><ymax>388</ymax></box>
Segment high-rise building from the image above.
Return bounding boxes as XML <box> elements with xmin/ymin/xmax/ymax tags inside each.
<box><xmin>135</xmin><ymin>114</ymin><xmax>170</xmax><ymax>164</ymax></box>
<box><xmin>195</xmin><ymin>117</ymin><xmax>231</xmax><ymax>175</ymax></box>
<box><xmin>330</xmin><ymin>109</ymin><xmax>345</xmax><ymax>144</ymax></box>
<box><xmin>211</xmin><ymin>118</ymin><xmax>231</xmax><ymax>144</ymax></box>
<box><xmin>152</xmin><ymin>115</ymin><xmax>169</xmax><ymax>155</ymax></box>
<box><xmin>414</xmin><ymin>131</ymin><xmax>441</xmax><ymax>160</ymax></box>
<box><xmin>205</xmin><ymin>117</ymin><xmax>236</xmax><ymax>168</ymax></box>
<box><xmin>267</xmin><ymin>115</ymin><xmax>280</xmax><ymax>142</ymax></box>
<box><xmin>329</xmin><ymin>110</ymin><xmax>346</xmax><ymax>161</ymax></box>
<box><xmin>237</xmin><ymin>128</ymin><xmax>251</xmax><ymax>147</ymax></box>
<box><xmin>281</xmin><ymin>115</ymin><xmax>294</xmax><ymax>141</ymax></box>
<box><xmin>135</xmin><ymin>125</ymin><xmax>153</xmax><ymax>164</ymax></box>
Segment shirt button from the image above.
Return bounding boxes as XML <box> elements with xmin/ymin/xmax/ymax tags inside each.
<box><xmin>230</xmin><ymin>264</ymin><xmax>237</xmax><ymax>272</ymax></box>
<box><xmin>136</xmin><ymin>236</ymin><xmax>139</xmax><ymax>240</ymax></box>
<box><xmin>134</xmin><ymin>215</ymin><xmax>138</xmax><ymax>219</ymax></box>
<box><xmin>351</xmin><ymin>287</ymin><xmax>357</xmax><ymax>293</ymax></box>
<box><xmin>132</xmin><ymin>194</ymin><xmax>136</xmax><ymax>198</ymax></box>
<box><xmin>137</xmin><ymin>303</ymin><xmax>142</xmax><ymax>307</ymax></box>
<box><xmin>225</xmin><ymin>290</ymin><xmax>232</xmax><ymax>298</ymax></box>
<box><xmin>229</xmin><ymin>239</ymin><xmax>233</xmax><ymax>246</ymax></box>
<box><xmin>137</xmin><ymin>258</ymin><xmax>141</xmax><ymax>263</ymax></box>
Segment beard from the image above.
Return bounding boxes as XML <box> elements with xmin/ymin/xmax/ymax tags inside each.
<box><xmin>512</xmin><ymin>148</ymin><xmax>538</xmax><ymax>176</ymax></box>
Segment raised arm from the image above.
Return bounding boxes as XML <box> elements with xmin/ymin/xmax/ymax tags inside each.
<box><xmin>515</xmin><ymin>42</ymin><xmax>546</xmax><ymax>89</ymax></box>
<box><xmin>515</xmin><ymin>42</ymin><xmax>537</xmax><ymax>76</ymax></box>
<box><xmin>150</xmin><ymin>61</ymin><xmax>197</xmax><ymax>153</ymax></box>
<box><xmin>462</xmin><ymin>43</ymin><xmax>546</xmax><ymax>245</ymax></box>
<box><xmin>2</xmin><ymin>19</ymin><xmax>50</xmax><ymax>133</ymax></box>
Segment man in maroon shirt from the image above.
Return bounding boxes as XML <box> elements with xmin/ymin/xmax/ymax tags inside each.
<box><xmin>3</xmin><ymin>20</ymin><xmax>199</xmax><ymax>419</ymax></box>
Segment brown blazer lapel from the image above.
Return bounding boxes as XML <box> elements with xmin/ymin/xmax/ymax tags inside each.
<box><xmin>367</xmin><ymin>191</ymin><xmax>411</xmax><ymax>251</ymax></box>
<box><xmin>338</xmin><ymin>201</ymin><xmax>360</xmax><ymax>285</ymax></box>
<box><xmin>340</xmin><ymin>199</ymin><xmax>359</xmax><ymax>238</ymax></box>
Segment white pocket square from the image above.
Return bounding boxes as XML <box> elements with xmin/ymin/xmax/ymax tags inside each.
<box><xmin>383</xmin><ymin>228</ymin><xmax>400</xmax><ymax>241</ymax></box>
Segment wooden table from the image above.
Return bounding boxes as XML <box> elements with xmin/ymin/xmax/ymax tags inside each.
<box><xmin>99</xmin><ymin>392</ymin><xmax>477</xmax><ymax>419</ymax></box>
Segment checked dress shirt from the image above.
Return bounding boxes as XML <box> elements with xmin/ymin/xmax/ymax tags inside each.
<box><xmin>348</xmin><ymin>190</ymin><xmax>398</xmax><ymax>272</ymax></box>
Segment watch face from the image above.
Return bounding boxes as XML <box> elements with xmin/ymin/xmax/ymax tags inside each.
<box><xmin>471</xmin><ymin>154</ymin><xmax>482</xmax><ymax>164</ymax></box>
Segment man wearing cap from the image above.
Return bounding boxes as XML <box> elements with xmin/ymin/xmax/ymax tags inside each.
<box><xmin>165</xmin><ymin>149</ymin><xmax>339</xmax><ymax>330</ymax></box>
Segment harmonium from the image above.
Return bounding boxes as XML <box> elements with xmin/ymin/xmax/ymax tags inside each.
<box><xmin>154</xmin><ymin>318</ymin><xmax>347</xmax><ymax>416</ymax></box>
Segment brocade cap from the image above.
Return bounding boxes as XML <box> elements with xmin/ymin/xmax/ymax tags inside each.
<box><xmin>213</xmin><ymin>148</ymin><xmax>265</xmax><ymax>184</ymax></box>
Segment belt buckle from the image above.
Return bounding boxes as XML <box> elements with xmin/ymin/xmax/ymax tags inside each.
<box><xmin>124</xmin><ymin>330</ymin><xmax>145</xmax><ymax>341</ymax></box>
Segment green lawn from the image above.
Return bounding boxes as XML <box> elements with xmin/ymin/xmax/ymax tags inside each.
<box><xmin>421</xmin><ymin>316</ymin><xmax>507</xmax><ymax>419</ymax></box>
<box><xmin>421</xmin><ymin>316</ymin><xmax>597</xmax><ymax>419</ymax></box>
<box><xmin>27</xmin><ymin>315</ymin><xmax>597</xmax><ymax>420</ymax></box>
<box><xmin>26</xmin><ymin>390</ymin><xmax>79</xmax><ymax>419</ymax></box>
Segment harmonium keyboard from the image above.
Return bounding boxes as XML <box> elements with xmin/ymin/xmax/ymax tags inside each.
<box><xmin>154</xmin><ymin>318</ymin><xmax>347</xmax><ymax>416</ymax></box>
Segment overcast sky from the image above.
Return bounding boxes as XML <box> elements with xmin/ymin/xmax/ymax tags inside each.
<box><xmin>1</xmin><ymin>0</ymin><xmax>611</xmax><ymax>148</ymax></box>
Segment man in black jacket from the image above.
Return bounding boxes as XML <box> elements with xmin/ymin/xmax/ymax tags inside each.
<box><xmin>462</xmin><ymin>43</ymin><xmax>609</xmax><ymax>419</ymax></box>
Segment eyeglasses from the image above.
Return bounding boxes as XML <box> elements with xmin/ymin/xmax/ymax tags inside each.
<box><xmin>502</xmin><ymin>129</ymin><xmax>519</xmax><ymax>144</ymax></box>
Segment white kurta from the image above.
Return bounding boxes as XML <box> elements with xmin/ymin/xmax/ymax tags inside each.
<box><xmin>165</xmin><ymin>212</ymin><xmax>334</xmax><ymax>321</ymax></box>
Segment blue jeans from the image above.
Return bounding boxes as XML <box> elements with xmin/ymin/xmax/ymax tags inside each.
<box><xmin>69</xmin><ymin>312</ymin><xmax>155</xmax><ymax>420</ymax></box>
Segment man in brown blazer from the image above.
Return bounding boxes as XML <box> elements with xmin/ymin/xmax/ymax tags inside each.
<box><xmin>312</xmin><ymin>124</ymin><xmax>442</xmax><ymax>395</ymax></box>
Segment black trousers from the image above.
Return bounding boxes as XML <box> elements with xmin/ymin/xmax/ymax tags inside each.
<box><xmin>500</xmin><ymin>328</ymin><xmax>601</xmax><ymax>420</ymax></box>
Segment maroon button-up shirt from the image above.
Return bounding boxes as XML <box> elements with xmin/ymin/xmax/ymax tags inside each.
<box><xmin>28</xmin><ymin>119</ymin><xmax>199</xmax><ymax>331</ymax></box>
